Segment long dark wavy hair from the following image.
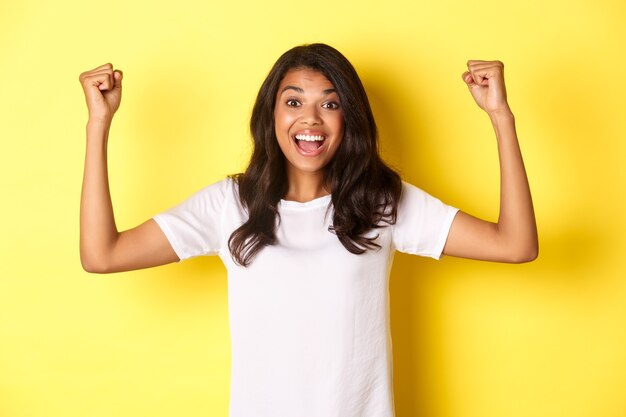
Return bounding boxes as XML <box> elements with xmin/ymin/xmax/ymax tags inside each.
<box><xmin>228</xmin><ymin>43</ymin><xmax>402</xmax><ymax>266</ymax></box>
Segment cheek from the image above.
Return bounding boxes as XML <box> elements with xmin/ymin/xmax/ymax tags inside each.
<box><xmin>334</xmin><ymin>114</ymin><xmax>345</xmax><ymax>138</ymax></box>
<box><xmin>274</xmin><ymin>107</ymin><xmax>296</xmax><ymax>127</ymax></box>
<box><xmin>273</xmin><ymin>111</ymin><xmax>291</xmax><ymax>147</ymax></box>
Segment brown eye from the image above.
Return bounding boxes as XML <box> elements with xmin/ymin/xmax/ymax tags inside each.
<box><xmin>286</xmin><ymin>99</ymin><xmax>300</xmax><ymax>107</ymax></box>
<box><xmin>323</xmin><ymin>101</ymin><xmax>340</xmax><ymax>110</ymax></box>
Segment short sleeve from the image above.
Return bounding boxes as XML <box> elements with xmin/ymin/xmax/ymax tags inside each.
<box><xmin>152</xmin><ymin>178</ymin><xmax>231</xmax><ymax>262</ymax></box>
<box><xmin>392</xmin><ymin>181</ymin><xmax>459</xmax><ymax>259</ymax></box>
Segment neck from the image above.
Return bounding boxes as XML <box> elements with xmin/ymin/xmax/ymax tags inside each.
<box><xmin>283</xmin><ymin>168</ymin><xmax>330</xmax><ymax>203</ymax></box>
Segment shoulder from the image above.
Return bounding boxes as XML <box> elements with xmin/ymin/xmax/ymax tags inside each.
<box><xmin>193</xmin><ymin>176</ymin><xmax>238</xmax><ymax>198</ymax></box>
<box><xmin>391</xmin><ymin>181</ymin><xmax>459</xmax><ymax>258</ymax></box>
<box><xmin>396</xmin><ymin>180</ymin><xmax>457</xmax><ymax>218</ymax></box>
<box><xmin>166</xmin><ymin>177</ymin><xmax>239</xmax><ymax>214</ymax></box>
<box><xmin>398</xmin><ymin>181</ymin><xmax>433</xmax><ymax>205</ymax></box>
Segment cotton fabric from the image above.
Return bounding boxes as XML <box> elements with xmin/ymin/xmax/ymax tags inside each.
<box><xmin>153</xmin><ymin>178</ymin><xmax>458</xmax><ymax>417</ymax></box>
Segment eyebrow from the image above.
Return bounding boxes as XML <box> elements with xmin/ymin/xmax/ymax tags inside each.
<box><xmin>280</xmin><ymin>85</ymin><xmax>337</xmax><ymax>95</ymax></box>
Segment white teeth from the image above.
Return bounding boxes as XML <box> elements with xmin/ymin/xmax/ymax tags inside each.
<box><xmin>294</xmin><ymin>134</ymin><xmax>325</xmax><ymax>141</ymax></box>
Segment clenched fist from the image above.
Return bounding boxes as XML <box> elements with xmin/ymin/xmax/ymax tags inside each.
<box><xmin>79</xmin><ymin>63</ymin><xmax>123</xmax><ymax>123</ymax></box>
<box><xmin>462</xmin><ymin>60</ymin><xmax>511</xmax><ymax>116</ymax></box>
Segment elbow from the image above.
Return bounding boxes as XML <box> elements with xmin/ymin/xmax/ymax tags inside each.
<box><xmin>81</xmin><ymin>259</ymin><xmax>108</xmax><ymax>274</ymax></box>
<box><xmin>80</xmin><ymin>252</ymin><xmax>113</xmax><ymax>274</ymax></box>
<box><xmin>507</xmin><ymin>243</ymin><xmax>539</xmax><ymax>264</ymax></box>
<box><xmin>509</xmin><ymin>250</ymin><xmax>538</xmax><ymax>264</ymax></box>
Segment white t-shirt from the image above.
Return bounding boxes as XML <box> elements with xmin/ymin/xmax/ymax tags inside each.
<box><xmin>153</xmin><ymin>178</ymin><xmax>458</xmax><ymax>417</ymax></box>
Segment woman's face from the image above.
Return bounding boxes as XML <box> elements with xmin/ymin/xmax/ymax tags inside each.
<box><xmin>274</xmin><ymin>68</ymin><xmax>345</xmax><ymax>177</ymax></box>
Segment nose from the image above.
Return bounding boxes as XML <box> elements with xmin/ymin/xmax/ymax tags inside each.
<box><xmin>300</xmin><ymin>105</ymin><xmax>322</xmax><ymax>125</ymax></box>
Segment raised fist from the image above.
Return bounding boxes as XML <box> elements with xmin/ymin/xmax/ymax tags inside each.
<box><xmin>462</xmin><ymin>60</ymin><xmax>510</xmax><ymax>115</ymax></box>
<box><xmin>79</xmin><ymin>63</ymin><xmax>123</xmax><ymax>123</ymax></box>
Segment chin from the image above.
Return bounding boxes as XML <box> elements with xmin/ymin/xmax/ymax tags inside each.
<box><xmin>286</xmin><ymin>158</ymin><xmax>330</xmax><ymax>175</ymax></box>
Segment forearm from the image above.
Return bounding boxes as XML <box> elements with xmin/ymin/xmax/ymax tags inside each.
<box><xmin>443</xmin><ymin>60</ymin><xmax>538</xmax><ymax>263</ymax></box>
<box><xmin>79</xmin><ymin>119</ymin><xmax>120</xmax><ymax>271</ymax></box>
<box><xmin>490</xmin><ymin>109</ymin><xmax>538</xmax><ymax>260</ymax></box>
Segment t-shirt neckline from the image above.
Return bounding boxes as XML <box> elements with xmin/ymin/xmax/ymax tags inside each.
<box><xmin>279</xmin><ymin>194</ymin><xmax>332</xmax><ymax>209</ymax></box>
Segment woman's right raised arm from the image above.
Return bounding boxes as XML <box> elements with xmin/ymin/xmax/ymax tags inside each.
<box><xmin>79</xmin><ymin>63</ymin><xmax>179</xmax><ymax>273</ymax></box>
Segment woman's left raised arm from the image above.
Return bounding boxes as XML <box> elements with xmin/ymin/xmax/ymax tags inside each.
<box><xmin>442</xmin><ymin>60</ymin><xmax>538</xmax><ymax>263</ymax></box>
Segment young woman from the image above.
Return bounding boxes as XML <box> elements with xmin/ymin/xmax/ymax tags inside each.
<box><xmin>79</xmin><ymin>43</ymin><xmax>537</xmax><ymax>417</ymax></box>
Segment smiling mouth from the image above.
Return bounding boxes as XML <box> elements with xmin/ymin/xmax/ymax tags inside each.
<box><xmin>293</xmin><ymin>133</ymin><xmax>326</xmax><ymax>152</ymax></box>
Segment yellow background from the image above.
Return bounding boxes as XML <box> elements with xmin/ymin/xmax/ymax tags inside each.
<box><xmin>1</xmin><ymin>0</ymin><xmax>625</xmax><ymax>416</ymax></box>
